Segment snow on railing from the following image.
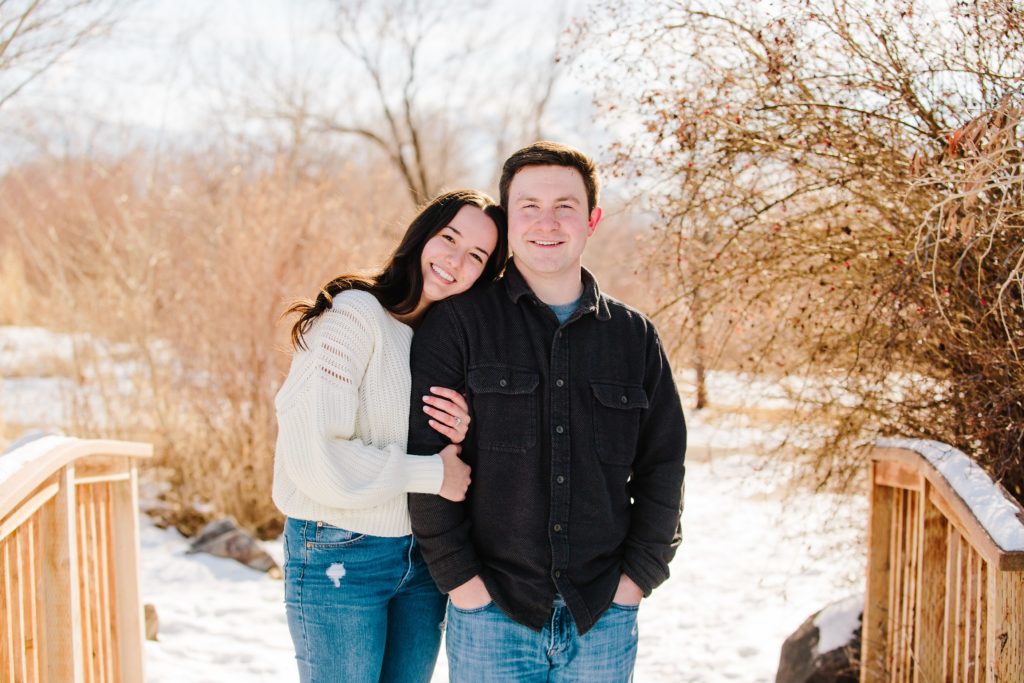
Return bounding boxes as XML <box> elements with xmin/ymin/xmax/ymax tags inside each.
<box><xmin>0</xmin><ymin>436</ymin><xmax>152</xmax><ymax>683</ymax></box>
<box><xmin>876</xmin><ymin>438</ymin><xmax>1024</xmax><ymax>553</ymax></box>
<box><xmin>861</xmin><ymin>438</ymin><xmax>1024</xmax><ymax>683</ymax></box>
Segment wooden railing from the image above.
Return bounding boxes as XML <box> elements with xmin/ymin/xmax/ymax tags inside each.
<box><xmin>861</xmin><ymin>438</ymin><xmax>1024</xmax><ymax>682</ymax></box>
<box><xmin>0</xmin><ymin>436</ymin><xmax>152</xmax><ymax>683</ymax></box>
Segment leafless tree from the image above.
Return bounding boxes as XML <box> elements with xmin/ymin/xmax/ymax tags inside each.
<box><xmin>0</xmin><ymin>0</ymin><xmax>119</xmax><ymax>111</ymax></box>
<box><xmin>578</xmin><ymin>0</ymin><xmax>1024</xmax><ymax>497</ymax></box>
<box><xmin>240</xmin><ymin>0</ymin><xmax>576</xmax><ymax>206</ymax></box>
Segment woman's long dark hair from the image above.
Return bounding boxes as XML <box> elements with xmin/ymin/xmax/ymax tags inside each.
<box><xmin>286</xmin><ymin>189</ymin><xmax>507</xmax><ymax>349</ymax></box>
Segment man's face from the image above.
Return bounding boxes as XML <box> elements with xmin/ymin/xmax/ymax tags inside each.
<box><xmin>506</xmin><ymin>165</ymin><xmax>601</xmax><ymax>282</ymax></box>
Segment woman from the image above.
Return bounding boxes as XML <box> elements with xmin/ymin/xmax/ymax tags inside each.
<box><xmin>273</xmin><ymin>189</ymin><xmax>507</xmax><ymax>683</ymax></box>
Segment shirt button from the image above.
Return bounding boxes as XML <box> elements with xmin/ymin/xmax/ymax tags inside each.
<box><xmin>555</xmin><ymin>425</ymin><xmax>564</xmax><ymax>434</ymax></box>
<box><xmin>620</xmin><ymin>395</ymin><xmax>628</xmax><ymax>404</ymax></box>
<box><xmin>553</xmin><ymin>524</ymin><xmax>562</xmax><ymax>532</ymax></box>
<box><xmin>556</xmin><ymin>379</ymin><xmax>564</xmax><ymax>387</ymax></box>
<box><xmin>499</xmin><ymin>379</ymin><xmax>508</xmax><ymax>387</ymax></box>
<box><xmin>554</xmin><ymin>570</ymin><xmax>561</xmax><ymax>578</ymax></box>
<box><xmin>556</xmin><ymin>475</ymin><xmax>565</xmax><ymax>484</ymax></box>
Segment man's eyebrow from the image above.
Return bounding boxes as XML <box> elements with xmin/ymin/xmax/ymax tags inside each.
<box><xmin>515</xmin><ymin>195</ymin><xmax>581</xmax><ymax>204</ymax></box>
<box><xmin>442</xmin><ymin>225</ymin><xmax>490</xmax><ymax>257</ymax></box>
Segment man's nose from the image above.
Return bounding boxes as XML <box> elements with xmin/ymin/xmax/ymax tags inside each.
<box><xmin>536</xmin><ymin>208</ymin><xmax>559</xmax><ymax>230</ymax></box>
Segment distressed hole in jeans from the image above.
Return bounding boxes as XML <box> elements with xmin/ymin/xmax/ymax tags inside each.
<box><xmin>326</xmin><ymin>562</ymin><xmax>346</xmax><ymax>587</ymax></box>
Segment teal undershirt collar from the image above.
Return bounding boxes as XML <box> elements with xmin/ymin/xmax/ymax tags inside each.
<box><xmin>548</xmin><ymin>297</ymin><xmax>581</xmax><ymax>325</ymax></box>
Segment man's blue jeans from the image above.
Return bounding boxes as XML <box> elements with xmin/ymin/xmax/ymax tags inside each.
<box><xmin>445</xmin><ymin>595</ymin><xmax>639</xmax><ymax>682</ymax></box>
<box><xmin>283</xmin><ymin>517</ymin><xmax>446</xmax><ymax>683</ymax></box>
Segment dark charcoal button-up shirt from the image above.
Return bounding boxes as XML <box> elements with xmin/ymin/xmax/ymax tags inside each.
<box><xmin>408</xmin><ymin>261</ymin><xmax>686</xmax><ymax>635</ymax></box>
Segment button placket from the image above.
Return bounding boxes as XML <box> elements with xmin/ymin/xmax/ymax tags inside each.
<box><xmin>548</xmin><ymin>319</ymin><xmax>572</xmax><ymax>573</ymax></box>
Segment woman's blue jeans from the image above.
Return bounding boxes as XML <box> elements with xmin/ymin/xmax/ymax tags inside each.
<box><xmin>283</xmin><ymin>517</ymin><xmax>446</xmax><ymax>683</ymax></box>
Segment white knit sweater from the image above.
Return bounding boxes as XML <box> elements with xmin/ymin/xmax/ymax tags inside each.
<box><xmin>272</xmin><ymin>289</ymin><xmax>445</xmax><ymax>537</ymax></box>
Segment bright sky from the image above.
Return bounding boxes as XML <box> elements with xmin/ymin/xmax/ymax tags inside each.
<box><xmin>2</xmin><ymin>0</ymin><xmax>610</xmax><ymax>181</ymax></box>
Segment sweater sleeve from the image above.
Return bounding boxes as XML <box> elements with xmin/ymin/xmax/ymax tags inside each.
<box><xmin>275</xmin><ymin>297</ymin><xmax>444</xmax><ymax>510</ymax></box>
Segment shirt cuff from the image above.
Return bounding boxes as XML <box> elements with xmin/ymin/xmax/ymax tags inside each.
<box><xmin>403</xmin><ymin>454</ymin><xmax>445</xmax><ymax>495</ymax></box>
<box><xmin>622</xmin><ymin>553</ymin><xmax>667</xmax><ymax>597</ymax></box>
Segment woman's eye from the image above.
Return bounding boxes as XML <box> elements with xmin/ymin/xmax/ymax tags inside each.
<box><xmin>442</xmin><ymin>234</ymin><xmax>455</xmax><ymax>243</ymax></box>
<box><xmin>471</xmin><ymin>253</ymin><xmax>483</xmax><ymax>263</ymax></box>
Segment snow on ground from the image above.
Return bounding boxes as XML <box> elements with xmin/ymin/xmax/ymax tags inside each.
<box><xmin>140</xmin><ymin>518</ymin><xmax>293</xmax><ymax>681</ymax></box>
<box><xmin>140</xmin><ymin>447</ymin><xmax>866</xmax><ymax>683</ymax></box>
<box><xmin>0</xmin><ymin>325</ymin><xmax>169</xmax><ymax>429</ymax></box>
<box><xmin>630</xmin><ymin>453</ymin><xmax>864</xmax><ymax>682</ymax></box>
<box><xmin>0</xmin><ymin>326</ymin><xmax>79</xmax><ymax>372</ymax></box>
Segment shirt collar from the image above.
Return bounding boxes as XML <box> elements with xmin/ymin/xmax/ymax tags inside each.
<box><xmin>502</xmin><ymin>259</ymin><xmax>611</xmax><ymax>322</ymax></box>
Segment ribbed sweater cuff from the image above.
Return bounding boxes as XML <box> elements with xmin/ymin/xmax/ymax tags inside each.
<box><xmin>403</xmin><ymin>454</ymin><xmax>445</xmax><ymax>495</ymax></box>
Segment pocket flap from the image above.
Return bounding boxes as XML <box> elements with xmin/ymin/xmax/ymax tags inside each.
<box><xmin>591</xmin><ymin>382</ymin><xmax>649</xmax><ymax>410</ymax></box>
<box><xmin>468</xmin><ymin>366</ymin><xmax>540</xmax><ymax>395</ymax></box>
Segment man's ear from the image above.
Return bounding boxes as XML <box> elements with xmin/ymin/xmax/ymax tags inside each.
<box><xmin>587</xmin><ymin>207</ymin><xmax>603</xmax><ymax>235</ymax></box>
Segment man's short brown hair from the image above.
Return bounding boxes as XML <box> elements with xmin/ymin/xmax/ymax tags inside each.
<box><xmin>499</xmin><ymin>141</ymin><xmax>600</xmax><ymax>213</ymax></box>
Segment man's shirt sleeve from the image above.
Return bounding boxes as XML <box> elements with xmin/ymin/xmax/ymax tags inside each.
<box><xmin>407</xmin><ymin>302</ymin><xmax>483</xmax><ymax>593</ymax></box>
<box><xmin>622</xmin><ymin>327</ymin><xmax>687</xmax><ymax>595</ymax></box>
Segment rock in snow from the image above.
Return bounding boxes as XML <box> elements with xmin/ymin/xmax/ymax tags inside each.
<box><xmin>775</xmin><ymin>595</ymin><xmax>862</xmax><ymax>683</ymax></box>
<box><xmin>187</xmin><ymin>517</ymin><xmax>282</xmax><ymax>577</ymax></box>
<box><xmin>144</xmin><ymin>603</ymin><xmax>160</xmax><ymax>642</ymax></box>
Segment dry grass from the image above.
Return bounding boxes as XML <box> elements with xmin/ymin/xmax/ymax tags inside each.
<box><xmin>0</xmin><ymin>149</ymin><xmax>415</xmax><ymax>537</ymax></box>
<box><xmin>0</xmin><ymin>249</ymin><xmax>33</xmax><ymax>325</ymax></box>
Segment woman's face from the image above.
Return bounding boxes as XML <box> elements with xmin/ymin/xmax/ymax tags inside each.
<box><xmin>419</xmin><ymin>204</ymin><xmax>499</xmax><ymax>305</ymax></box>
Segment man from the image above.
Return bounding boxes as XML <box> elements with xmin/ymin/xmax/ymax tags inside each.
<box><xmin>408</xmin><ymin>141</ymin><xmax>686</xmax><ymax>682</ymax></box>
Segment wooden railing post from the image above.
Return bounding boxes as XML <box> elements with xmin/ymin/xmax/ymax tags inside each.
<box><xmin>38</xmin><ymin>465</ymin><xmax>84</xmax><ymax>683</ymax></box>
<box><xmin>987</xmin><ymin>569</ymin><xmax>1023</xmax><ymax>682</ymax></box>
<box><xmin>915</xmin><ymin>483</ymin><xmax>947</xmax><ymax>682</ymax></box>
<box><xmin>862</xmin><ymin>461</ymin><xmax>894</xmax><ymax>682</ymax></box>
<box><xmin>110</xmin><ymin>459</ymin><xmax>145</xmax><ymax>682</ymax></box>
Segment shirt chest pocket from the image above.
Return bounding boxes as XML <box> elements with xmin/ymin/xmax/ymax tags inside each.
<box><xmin>468</xmin><ymin>366</ymin><xmax>540</xmax><ymax>452</ymax></box>
<box><xmin>591</xmin><ymin>381</ymin><xmax>649</xmax><ymax>466</ymax></box>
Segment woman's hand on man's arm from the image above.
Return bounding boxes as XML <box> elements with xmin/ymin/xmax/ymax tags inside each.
<box><xmin>423</xmin><ymin>385</ymin><xmax>471</xmax><ymax>443</ymax></box>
